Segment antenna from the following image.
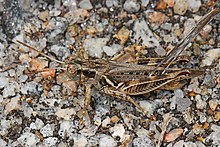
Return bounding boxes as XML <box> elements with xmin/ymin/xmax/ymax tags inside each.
<box><xmin>16</xmin><ymin>40</ymin><xmax>65</xmax><ymax>64</ymax></box>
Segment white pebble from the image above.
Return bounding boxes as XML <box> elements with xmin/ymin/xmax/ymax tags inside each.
<box><xmin>174</xmin><ymin>0</ymin><xmax>188</xmax><ymax>15</ymax></box>
<box><xmin>187</xmin><ymin>0</ymin><xmax>201</xmax><ymax>12</ymax></box>
<box><xmin>40</xmin><ymin>124</ymin><xmax>54</xmax><ymax>137</ymax></box>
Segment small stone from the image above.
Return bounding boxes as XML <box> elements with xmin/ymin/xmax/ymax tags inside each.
<box><xmin>174</xmin><ymin>0</ymin><xmax>188</xmax><ymax>15</ymax></box>
<box><xmin>50</xmin><ymin>45</ymin><xmax>70</xmax><ymax>61</ymax></box>
<box><xmin>0</xmin><ymin>138</ymin><xmax>7</xmax><ymax>146</ymax></box>
<box><xmin>4</xmin><ymin>96</ymin><xmax>21</xmax><ymax>115</ymax></box>
<box><xmin>106</xmin><ymin>0</ymin><xmax>119</xmax><ymax>7</ymax></box>
<box><xmin>73</xmin><ymin>134</ymin><xmax>88</xmax><ymax>147</ymax></box>
<box><xmin>94</xmin><ymin>115</ymin><xmax>102</xmax><ymax>126</ymax></box>
<box><xmin>110</xmin><ymin>115</ymin><xmax>120</xmax><ymax>123</ymax></box>
<box><xmin>133</xmin><ymin>19</ymin><xmax>163</xmax><ymax>52</ymax></box>
<box><xmin>183</xmin><ymin>109</ymin><xmax>194</xmax><ymax>124</ymax></box>
<box><xmin>164</xmin><ymin>128</ymin><xmax>183</xmax><ymax>142</ymax></box>
<box><xmin>213</xmin><ymin>111</ymin><xmax>220</xmax><ymax>122</ymax></box>
<box><xmin>17</xmin><ymin>133</ymin><xmax>40</xmax><ymax>147</ymax></box>
<box><xmin>0</xmin><ymin>77</ymin><xmax>9</xmax><ymax>89</ymax></box>
<box><xmin>192</xmin><ymin>124</ymin><xmax>205</xmax><ymax>134</ymax></box>
<box><xmin>114</xmin><ymin>27</ymin><xmax>130</xmax><ymax>45</ymax></box>
<box><xmin>176</xmin><ymin>97</ymin><xmax>192</xmax><ymax>112</ymax></box>
<box><xmin>123</xmin><ymin>0</ymin><xmax>140</xmax><ymax>13</ymax></box>
<box><xmin>199</xmin><ymin>25</ymin><xmax>212</xmax><ymax>39</ymax></box>
<box><xmin>110</xmin><ymin>124</ymin><xmax>125</xmax><ymax>142</ymax></box>
<box><xmin>184</xmin><ymin>142</ymin><xmax>197</xmax><ymax>147</ymax></box>
<box><xmin>102</xmin><ymin>116</ymin><xmax>111</xmax><ymax>128</ymax></box>
<box><xmin>43</xmin><ymin>137</ymin><xmax>58</xmax><ymax>146</ymax></box>
<box><xmin>62</xmin><ymin>81</ymin><xmax>78</xmax><ymax>96</ymax></box>
<box><xmin>195</xmin><ymin>95</ymin><xmax>206</xmax><ymax>110</ymax></box>
<box><xmin>156</xmin><ymin>0</ymin><xmax>167</xmax><ymax>10</ymax></box>
<box><xmin>55</xmin><ymin>108</ymin><xmax>76</xmax><ymax>120</ymax></box>
<box><xmin>201</xmin><ymin>48</ymin><xmax>220</xmax><ymax>66</ymax></box>
<box><xmin>103</xmin><ymin>44</ymin><xmax>123</xmax><ymax>56</ymax></box>
<box><xmin>40</xmin><ymin>124</ymin><xmax>54</xmax><ymax>137</ymax></box>
<box><xmin>99</xmin><ymin>134</ymin><xmax>117</xmax><ymax>147</ymax></box>
<box><xmin>38</xmin><ymin>10</ymin><xmax>50</xmax><ymax>21</ymax></box>
<box><xmin>133</xmin><ymin>136</ymin><xmax>154</xmax><ymax>146</ymax></box>
<box><xmin>58</xmin><ymin>121</ymin><xmax>75</xmax><ymax>138</ymax></box>
<box><xmin>187</xmin><ymin>0</ymin><xmax>201</xmax><ymax>12</ymax></box>
<box><xmin>18</xmin><ymin>75</ymin><xmax>28</xmax><ymax>83</ymax></box>
<box><xmin>84</xmin><ymin>38</ymin><xmax>109</xmax><ymax>58</ymax></box>
<box><xmin>136</xmin><ymin>128</ymin><xmax>149</xmax><ymax>137</ymax></box>
<box><xmin>148</xmin><ymin>11</ymin><xmax>168</xmax><ymax>25</ymax></box>
<box><xmin>141</xmin><ymin>0</ymin><xmax>149</xmax><ymax>7</ymax></box>
<box><xmin>164</xmin><ymin>0</ymin><xmax>175</xmax><ymax>7</ymax></box>
<box><xmin>79</xmin><ymin>0</ymin><xmax>93</xmax><ymax>10</ymax></box>
<box><xmin>173</xmin><ymin>140</ymin><xmax>184</xmax><ymax>147</ymax></box>
<box><xmin>30</xmin><ymin>118</ymin><xmax>44</xmax><ymax>130</ymax></box>
<box><xmin>209</xmin><ymin>99</ymin><xmax>218</xmax><ymax>111</ymax></box>
<box><xmin>3</xmin><ymin>81</ymin><xmax>18</xmax><ymax>98</ymax></box>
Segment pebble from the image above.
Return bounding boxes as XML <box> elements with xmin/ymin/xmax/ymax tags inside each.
<box><xmin>110</xmin><ymin>115</ymin><xmax>120</xmax><ymax>123</ymax></box>
<box><xmin>133</xmin><ymin>19</ymin><xmax>166</xmax><ymax>55</ymax></box>
<box><xmin>183</xmin><ymin>109</ymin><xmax>194</xmax><ymax>124</ymax></box>
<box><xmin>106</xmin><ymin>0</ymin><xmax>119</xmax><ymax>7</ymax></box>
<box><xmin>38</xmin><ymin>10</ymin><xmax>50</xmax><ymax>21</ymax></box>
<box><xmin>208</xmin><ymin>99</ymin><xmax>218</xmax><ymax>111</ymax></box>
<box><xmin>103</xmin><ymin>44</ymin><xmax>123</xmax><ymax>56</ymax></box>
<box><xmin>101</xmin><ymin>116</ymin><xmax>111</xmax><ymax>128</ymax></box>
<box><xmin>201</xmin><ymin>48</ymin><xmax>220</xmax><ymax>66</ymax></box>
<box><xmin>84</xmin><ymin>38</ymin><xmax>109</xmax><ymax>58</ymax></box>
<box><xmin>133</xmin><ymin>136</ymin><xmax>154</xmax><ymax>146</ymax></box>
<box><xmin>99</xmin><ymin>134</ymin><xmax>117</xmax><ymax>147</ymax></box>
<box><xmin>43</xmin><ymin>137</ymin><xmax>58</xmax><ymax>146</ymax></box>
<box><xmin>0</xmin><ymin>138</ymin><xmax>7</xmax><ymax>147</ymax></box>
<box><xmin>20</xmin><ymin>81</ymin><xmax>37</xmax><ymax>95</ymax></box>
<box><xmin>4</xmin><ymin>96</ymin><xmax>21</xmax><ymax>115</ymax></box>
<box><xmin>164</xmin><ymin>0</ymin><xmax>174</xmax><ymax>7</ymax></box>
<box><xmin>58</xmin><ymin>121</ymin><xmax>75</xmax><ymax>138</ymax></box>
<box><xmin>139</xmin><ymin>100</ymin><xmax>162</xmax><ymax>114</ymax></box>
<box><xmin>141</xmin><ymin>0</ymin><xmax>149</xmax><ymax>7</ymax></box>
<box><xmin>176</xmin><ymin>97</ymin><xmax>192</xmax><ymax>112</ymax></box>
<box><xmin>55</xmin><ymin>108</ymin><xmax>76</xmax><ymax>120</ymax></box>
<box><xmin>174</xmin><ymin>0</ymin><xmax>188</xmax><ymax>15</ymax></box>
<box><xmin>164</xmin><ymin>128</ymin><xmax>183</xmax><ymax>142</ymax></box>
<box><xmin>50</xmin><ymin>45</ymin><xmax>70</xmax><ymax>61</ymax></box>
<box><xmin>173</xmin><ymin>140</ymin><xmax>184</xmax><ymax>147</ymax></box>
<box><xmin>0</xmin><ymin>77</ymin><xmax>9</xmax><ymax>89</ymax></box>
<box><xmin>73</xmin><ymin>134</ymin><xmax>88</xmax><ymax>147</ymax></box>
<box><xmin>109</xmin><ymin>123</ymin><xmax>125</xmax><ymax>142</ymax></box>
<box><xmin>18</xmin><ymin>74</ymin><xmax>28</xmax><ymax>83</ymax></box>
<box><xmin>114</xmin><ymin>27</ymin><xmax>130</xmax><ymax>45</ymax></box>
<box><xmin>17</xmin><ymin>133</ymin><xmax>40</xmax><ymax>147</ymax></box>
<box><xmin>79</xmin><ymin>0</ymin><xmax>93</xmax><ymax>10</ymax></box>
<box><xmin>148</xmin><ymin>11</ymin><xmax>168</xmax><ymax>25</ymax></box>
<box><xmin>187</xmin><ymin>0</ymin><xmax>201</xmax><ymax>12</ymax></box>
<box><xmin>192</xmin><ymin>124</ymin><xmax>205</xmax><ymax>134</ymax></box>
<box><xmin>202</xmin><ymin>74</ymin><xmax>215</xmax><ymax>88</ymax></box>
<box><xmin>123</xmin><ymin>0</ymin><xmax>140</xmax><ymax>13</ymax></box>
<box><xmin>135</xmin><ymin>128</ymin><xmax>149</xmax><ymax>137</ymax></box>
<box><xmin>40</xmin><ymin>124</ymin><xmax>54</xmax><ymax>137</ymax></box>
<box><xmin>30</xmin><ymin>118</ymin><xmax>45</xmax><ymax>130</ymax></box>
<box><xmin>195</xmin><ymin>95</ymin><xmax>206</xmax><ymax>110</ymax></box>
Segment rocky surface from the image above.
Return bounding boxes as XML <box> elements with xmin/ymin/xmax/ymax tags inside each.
<box><xmin>0</xmin><ymin>0</ymin><xmax>219</xmax><ymax>146</ymax></box>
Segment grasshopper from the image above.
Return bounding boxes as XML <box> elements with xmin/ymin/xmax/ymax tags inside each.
<box><xmin>17</xmin><ymin>5</ymin><xmax>220</xmax><ymax>115</ymax></box>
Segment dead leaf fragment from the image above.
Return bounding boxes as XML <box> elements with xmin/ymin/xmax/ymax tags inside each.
<box><xmin>164</xmin><ymin>128</ymin><xmax>183</xmax><ymax>142</ymax></box>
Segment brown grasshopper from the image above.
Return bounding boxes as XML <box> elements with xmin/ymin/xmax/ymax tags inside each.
<box><xmin>17</xmin><ymin>5</ymin><xmax>220</xmax><ymax>115</ymax></box>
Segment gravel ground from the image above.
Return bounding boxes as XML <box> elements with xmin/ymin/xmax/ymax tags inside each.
<box><xmin>0</xmin><ymin>0</ymin><xmax>220</xmax><ymax>147</ymax></box>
